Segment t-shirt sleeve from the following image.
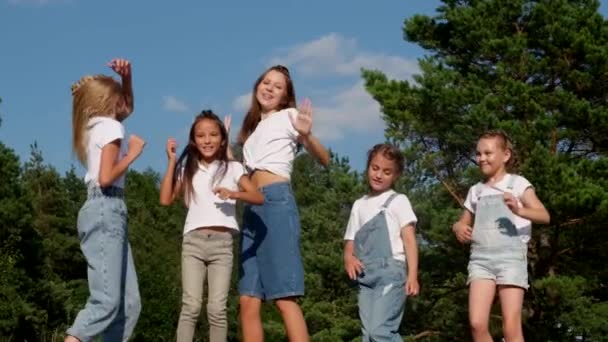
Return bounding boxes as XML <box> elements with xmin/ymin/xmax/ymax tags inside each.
<box><xmin>231</xmin><ymin>162</ymin><xmax>247</xmax><ymax>187</ymax></box>
<box><xmin>463</xmin><ymin>186</ymin><xmax>476</xmax><ymax>214</ymax></box>
<box><xmin>513</xmin><ymin>175</ymin><xmax>533</xmax><ymax>199</ymax></box>
<box><xmin>391</xmin><ymin>194</ymin><xmax>417</xmax><ymax>229</ymax></box>
<box><xmin>344</xmin><ymin>200</ymin><xmax>360</xmax><ymax>240</ymax></box>
<box><xmin>96</xmin><ymin>119</ymin><xmax>124</xmax><ymax>148</ymax></box>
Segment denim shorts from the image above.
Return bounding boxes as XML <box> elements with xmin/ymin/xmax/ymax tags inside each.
<box><xmin>467</xmin><ymin>246</ymin><xmax>529</xmax><ymax>289</ymax></box>
<box><xmin>238</xmin><ymin>182</ymin><xmax>304</xmax><ymax>300</ymax></box>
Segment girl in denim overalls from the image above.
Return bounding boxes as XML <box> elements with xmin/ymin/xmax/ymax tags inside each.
<box><xmin>66</xmin><ymin>59</ymin><xmax>145</xmax><ymax>342</ymax></box>
<box><xmin>344</xmin><ymin>143</ymin><xmax>420</xmax><ymax>342</ymax></box>
<box><xmin>453</xmin><ymin>131</ymin><xmax>550</xmax><ymax>342</ymax></box>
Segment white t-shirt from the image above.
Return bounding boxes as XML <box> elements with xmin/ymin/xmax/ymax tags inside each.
<box><xmin>84</xmin><ymin>117</ymin><xmax>126</xmax><ymax>188</ymax></box>
<box><xmin>344</xmin><ymin>189</ymin><xmax>417</xmax><ymax>261</ymax></box>
<box><xmin>183</xmin><ymin>160</ymin><xmax>247</xmax><ymax>235</ymax></box>
<box><xmin>242</xmin><ymin>107</ymin><xmax>300</xmax><ymax>180</ymax></box>
<box><xmin>464</xmin><ymin>174</ymin><xmax>533</xmax><ymax>243</ymax></box>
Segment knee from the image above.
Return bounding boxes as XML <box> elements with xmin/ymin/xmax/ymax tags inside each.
<box><xmin>239</xmin><ymin>296</ymin><xmax>261</xmax><ymax>321</ymax></box>
<box><xmin>181</xmin><ymin>296</ymin><xmax>203</xmax><ymax>319</ymax></box>
<box><xmin>207</xmin><ymin>302</ymin><xmax>227</xmax><ymax>326</ymax></box>
<box><xmin>368</xmin><ymin>326</ymin><xmax>391</xmax><ymax>341</ymax></box>
<box><xmin>127</xmin><ymin>295</ymin><xmax>141</xmax><ymax>321</ymax></box>
<box><xmin>502</xmin><ymin>317</ymin><xmax>523</xmax><ymax>340</ymax></box>
<box><xmin>470</xmin><ymin>318</ymin><xmax>489</xmax><ymax>336</ymax></box>
<box><xmin>274</xmin><ymin>297</ymin><xmax>298</xmax><ymax>314</ymax></box>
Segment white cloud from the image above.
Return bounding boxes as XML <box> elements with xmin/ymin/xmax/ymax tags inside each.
<box><xmin>269</xmin><ymin>33</ymin><xmax>419</xmax><ymax>80</ymax></box>
<box><xmin>162</xmin><ymin>95</ymin><xmax>190</xmax><ymax>113</ymax></box>
<box><xmin>232</xmin><ymin>93</ymin><xmax>251</xmax><ymax>112</ymax></box>
<box><xmin>312</xmin><ymin>81</ymin><xmax>383</xmax><ymax>140</ymax></box>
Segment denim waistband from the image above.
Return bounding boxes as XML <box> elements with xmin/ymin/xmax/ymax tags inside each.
<box><xmin>87</xmin><ymin>186</ymin><xmax>125</xmax><ymax>199</ymax></box>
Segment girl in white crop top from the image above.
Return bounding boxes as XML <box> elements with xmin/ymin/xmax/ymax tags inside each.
<box><xmin>236</xmin><ymin>65</ymin><xmax>330</xmax><ymax>341</ymax></box>
<box><xmin>159</xmin><ymin>110</ymin><xmax>263</xmax><ymax>342</ymax></box>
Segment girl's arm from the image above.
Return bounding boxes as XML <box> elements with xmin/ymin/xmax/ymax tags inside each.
<box><xmin>290</xmin><ymin>98</ymin><xmax>330</xmax><ymax>167</ymax></box>
<box><xmin>505</xmin><ymin>187</ymin><xmax>550</xmax><ymax>224</ymax></box>
<box><xmin>98</xmin><ymin>135</ymin><xmax>144</xmax><ymax>187</ymax></box>
<box><xmin>343</xmin><ymin>240</ymin><xmax>363</xmax><ymax>280</ymax></box>
<box><xmin>159</xmin><ymin>138</ymin><xmax>182</xmax><ymax>206</ymax></box>
<box><xmin>452</xmin><ymin>209</ymin><xmax>474</xmax><ymax>243</ymax></box>
<box><xmin>108</xmin><ymin>58</ymin><xmax>134</xmax><ymax>114</ymax></box>
<box><xmin>214</xmin><ymin>175</ymin><xmax>264</xmax><ymax>205</ymax></box>
<box><xmin>401</xmin><ymin>224</ymin><xmax>419</xmax><ymax>296</ymax></box>
<box><xmin>300</xmin><ymin>134</ymin><xmax>330</xmax><ymax>167</ymax></box>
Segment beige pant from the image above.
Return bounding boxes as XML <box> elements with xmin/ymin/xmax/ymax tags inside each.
<box><xmin>176</xmin><ymin>230</ymin><xmax>234</xmax><ymax>342</ymax></box>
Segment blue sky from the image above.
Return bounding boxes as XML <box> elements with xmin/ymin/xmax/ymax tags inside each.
<box><xmin>1</xmin><ymin>0</ymin><xmax>606</xmax><ymax>177</ymax></box>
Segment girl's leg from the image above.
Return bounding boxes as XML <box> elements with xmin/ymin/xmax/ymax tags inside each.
<box><xmin>469</xmin><ymin>279</ymin><xmax>496</xmax><ymax>342</ymax></box>
<box><xmin>67</xmin><ymin>198</ymin><xmax>130</xmax><ymax>342</ymax></box>
<box><xmin>497</xmin><ymin>285</ymin><xmax>524</xmax><ymax>342</ymax></box>
<box><xmin>103</xmin><ymin>240</ymin><xmax>141</xmax><ymax>341</ymax></box>
<box><xmin>357</xmin><ymin>284</ymin><xmax>374</xmax><ymax>342</ymax></box>
<box><xmin>239</xmin><ymin>295</ymin><xmax>263</xmax><ymax>342</ymax></box>
<box><xmin>176</xmin><ymin>233</ymin><xmax>208</xmax><ymax>342</ymax></box>
<box><xmin>206</xmin><ymin>234</ymin><xmax>234</xmax><ymax>342</ymax></box>
<box><xmin>275</xmin><ymin>297</ymin><xmax>309</xmax><ymax>342</ymax></box>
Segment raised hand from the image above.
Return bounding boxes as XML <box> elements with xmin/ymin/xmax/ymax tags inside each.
<box><xmin>223</xmin><ymin>114</ymin><xmax>232</xmax><ymax>135</ymax></box>
<box><xmin>127</xmin><ymin>134</ymin><xmax>145</xmax><ymax>159</ymax></box>
<box><xmin>291</xmin><ymin>98</ymin><xmax>313</xmax><ymax>137</ymax></box>
<box><xmin>166</xmin><ymin>138</ymin><xmax>177</xmax><ymax>161</ymax></box>
<box><xmin>107</xmin><ymin>58</ymin><xmax>131</xmax><ymax>79</ymax></box>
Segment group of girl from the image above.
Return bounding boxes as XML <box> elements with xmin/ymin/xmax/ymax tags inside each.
<box><xmin>66</xmin><ymin>58</ymin><xmax>549</xmax><ymax>342</ymax></box>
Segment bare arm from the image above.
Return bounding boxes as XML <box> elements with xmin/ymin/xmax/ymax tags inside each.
<box><xmin>506</xmin><ymin>187</ymin><xmax>550</xmax><ymax>224</ymax></box>
<box><xmin>401</xmin><ymin>224</ymin><xmax>419</xmax><ymax>295</ymax></box>
<box><xmin>300</xmin><ymin>134</ymin><xmax>330</xmax><ymax>167</ymax></box>
<box><xmin>343</xmin><ymin>240</ymin><xmax>363</xmax><ymax>280</ymax></box>
<box><xmin>214</xmin><ymin>175</ymin><xmax>264</xmax><ymax>205</ymax></box>
<box><xmin>159</xmin><ymin>138</ymin><xmax>182</xmax><ymax>206</ymax></box>
<box><xmin>98</xmin><ymin>136</ymin><xmax>144</xmax><ymax>187</ymax></box>
<box><xmin>234</xmin><ymin>175</ymin><xmax>264</xmax><ymax>205</ymax></box>
<box><xmin>452</xmin><ymin>209</ymin><xmax>474</xmax><ymax>243</ymax></box>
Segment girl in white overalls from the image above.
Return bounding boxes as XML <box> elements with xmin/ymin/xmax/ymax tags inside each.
<box><xmin>344</xmin><ymin>144</ymin><xmax>420</xmax><ymax>342</ymax></box>
<box><xmin>453</xmin><ymin>131</ymin><xmax>550</xmax><ymax>342</ymax></box>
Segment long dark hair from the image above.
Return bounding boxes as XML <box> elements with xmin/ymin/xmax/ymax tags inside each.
<box><xmin>237</xmin><ymin>65</ymin><xmax>296</xmax><ymax>145</ymax></box>
<box><xmin>174</xmin><ymin>110</ymin><xmax>229</xmax><ymax>203</ymax></box>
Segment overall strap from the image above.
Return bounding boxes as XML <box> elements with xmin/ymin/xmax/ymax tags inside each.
<box><xmin>506</xmin><ymin>174</ymin><xmax>517</xmax><ymax>190</ymax></box>
<box><xmin>381</xmin><ymin>192</ymin><xmax>399</xmax><ymax>209</ymax></box>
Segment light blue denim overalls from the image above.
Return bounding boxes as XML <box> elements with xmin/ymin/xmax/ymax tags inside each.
<box><xmin>468</xmin><ymin>175</ymin><xmax>529</xmax><ymax>289</ymax></box>
<box><xmin>354</xmin><ymin>193</ymin><xmax>407</xmax><ymax>342</ymax></box>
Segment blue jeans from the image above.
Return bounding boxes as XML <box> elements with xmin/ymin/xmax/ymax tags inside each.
<box><xmin>67</xmin><ymin>187</ymin><xmax>141</xmax><ymax>342</ymax></box>
<box><xmin>239</xmin><ymin>182</ymin><xmax>304</xmax><ymax>300</ymax></box>
<box><xmin>358</xmin><ymin>258</ymin><xmax>406</xmax><ymax>342</ymax></box>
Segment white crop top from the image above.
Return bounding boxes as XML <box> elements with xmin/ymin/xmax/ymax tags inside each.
<box><xmin>242</xmin><ymin>107</ymin><xmax>300</xmax><ymax>180</ymax></box>
<box><xmin>182</xmin><ymin>160</ymin><xmax>246</xmax><ymax>235</ymax></box>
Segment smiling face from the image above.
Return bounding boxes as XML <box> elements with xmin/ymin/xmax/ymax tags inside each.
<box><xmin>255</xmin><ymin>69</ymin><xmax>288</xmax><ymax>114</ymax></box>
<box><xmin>192</xmin><ymin>118</ymin><xmax>224</xmax><ymax>164</ymax></box>
<box><xmin>476</xmin><ymin>136</ymin><xmax>511</xmax><ymax>178</ymax></box>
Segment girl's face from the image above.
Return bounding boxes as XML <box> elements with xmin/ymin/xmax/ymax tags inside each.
<box><xmin>193</xmin><ymin>119</ymin><xmax>224</xmax><ymax>164</ymax></box>
<box><xmin>367</xmin><ymin>153</ymin><xmax>399</xmax><ymax>194</ymax></box>
<box><xmin>476</xmin><ymin>137</ymin><xmax>510</xmax><ymax>177</ymax></box>
<box><xmin>255</xmin><ymin>70</ymin><xmax>287</xmax><ymax>114</ymax></box>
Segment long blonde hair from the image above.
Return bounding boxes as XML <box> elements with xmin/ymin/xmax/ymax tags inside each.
<box><xmin>71</xmin><ymin>75</ymin><xmax>128</xmax><ymax>165</ymax></box>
